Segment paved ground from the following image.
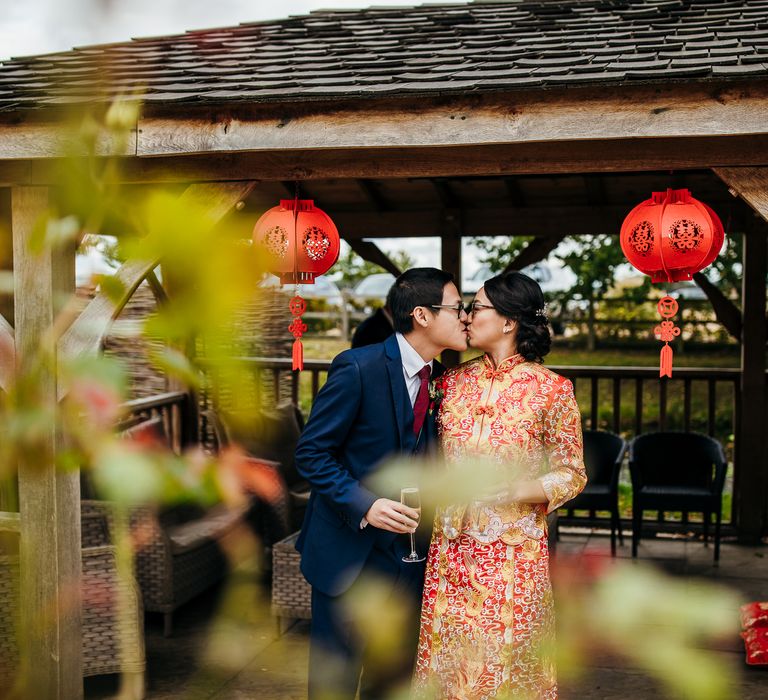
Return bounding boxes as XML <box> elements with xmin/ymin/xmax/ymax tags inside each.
<box><xmin>85</xmin><ymin>531</ymin><xmax>768</xmax><ymax>699</ymax></box>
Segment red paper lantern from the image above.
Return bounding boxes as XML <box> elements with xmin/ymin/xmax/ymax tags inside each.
<box><xmin>620</xmin><ymin>189</ymin><xmax>725</xmax><ymax>377</ymax></box>
<box><xmin>620</xmin><ymin>188</ymin><xmax>724</xmax><ymax>283</ymax></box>
<box><xmin>253</xmin><ymin>198</ymin><xmax>340</xmax><ymax>370</ymax></box>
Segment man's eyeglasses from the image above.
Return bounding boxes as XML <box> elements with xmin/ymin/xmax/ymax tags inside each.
<box><xmin>428</xmin><ymin>303</ymin><xmax>466</xmax><ymax>319</ymax></box>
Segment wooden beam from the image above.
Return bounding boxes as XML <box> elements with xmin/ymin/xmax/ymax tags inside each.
<box><xmin>736</xmin><ymin>216</ymin><xmax>768</xmax><ymax>542</ymax></box>
<box><xmin>503</xmin><ymin>234</ymin><xmax>569</xmax><ymax>273</ymax></box>
<box><xmin>502</xmin><ymin>177</ymin><xmax>526</xmax><ymax>208</ymax></box>
<box><xmin>0</xmin><ymin>120</ymin><xmax>136</xmax><ymax>160</ymax></box>
<box><xmin>0</xmin><ymin>186</ymin><xmax>13</xmax><ymax>326</ymax></box>
<box><xmin>431</xmin><ymin>180</ymin><xmax>459</xmax><ymax>209</ymax></box>
<box><xmin>57</xmin><ymin>258</ymin><xmax>161</xmax><ymax>366</ymax></box>
<box><xmin>0</xmin><ymin>510</ymin><xmax>20</xmax><ymax>533</ymax></box>
<box><xmin>3</xmin><ymin>135</ymin><xmax>768</xmax><ymax>186</ymax></box>
<box><xmin>127</xmin><ymin>83</ymin><xmax>768</xmax><ymax>157</ymax></box>
<box><xmin>332</xmin><ymin>205</ymin><xmax>642</xmax><ymax>239</ymax></box>
<box><xmin>356</xmin><ymin>179</ymin><xmax>389</xmax><ymax>211</ymax></box>
<box><xmin>345</xmin><ymin>238</ymin><xmax>402</xmax><ymax>278</ymax></box>
<box><xmin>13</xmin><ymin>185</ymin><xmax>82</xmax><ymax>699</ymax></box>
<box><xmin>583</xmin><ymin>174</ymin><xmax>606</xmax><ymax>206</ymax></box>
<box><xmin>692</xmin><ymin>271</ymin><xmax>741</xmax><ymax>341</ymax></box>
<box><xmin>441</xmin><ymin>216</ymin><xmax>462</xmax><ymax>368</ymax></box>
<box><xmin>714</xmin><ymin>167</ymin><xmax>768</xmax><ymax>221</ymax></box>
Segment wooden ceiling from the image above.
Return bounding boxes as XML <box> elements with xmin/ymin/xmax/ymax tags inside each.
<box><xmin>231</xmin><ymin>169</ymin><xmax>745</xmax><ymax>241</ymax></box>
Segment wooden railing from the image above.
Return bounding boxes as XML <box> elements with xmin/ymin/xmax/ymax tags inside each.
<box><xmin>120</xmin><ymin>390</ymin><xmax>194</xmax><ymax>453</ymax></box>
<box><xmin>0</xmin><ymin>390</ymin><xmax>195</xmax><ymax>531</ymax></box>
<box><xmin>208</xmin><ymin>358</ymin><xmax>740</xmax><ymax>528</ymax></box>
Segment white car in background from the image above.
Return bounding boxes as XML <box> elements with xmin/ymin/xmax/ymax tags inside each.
<box><xmin>462</xmin><ymin>261</ymin><xmax>572</xmax><ymax>296</ymax></box>
<box><xmin>349</xmin><ymin>273</ymin><xmax>396</xmax><ymax>312</ymax></box>
<box><xmin>258</xmin><ymin>273</ymin><xmax>345</xmax><ymax>308</ymax></box>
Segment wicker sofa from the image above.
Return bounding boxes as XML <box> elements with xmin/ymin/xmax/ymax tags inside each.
<box><xmin>0</xmin><ymin>501</ymin><xmax>145</xmax><ymax>696</ymax></box>
<box><xmin>123</xmin><ymin>500</ymin><xmax>249</xmax><ymax>637</ymax></box>
<box><xmin>112</xmin><ymin>414</ymin><xmax>253</xmax><ymax>636</ymax></box>
<box><xmin>271</xmin><ymin>531</ymin><xmax>311</xmax><ymax>635</ymax></box>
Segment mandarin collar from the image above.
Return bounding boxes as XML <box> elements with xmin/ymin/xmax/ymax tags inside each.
<box><xmin>482</xmin><ymin>353</ymin><xmax>526</xmax><ymax>373</ymax></box>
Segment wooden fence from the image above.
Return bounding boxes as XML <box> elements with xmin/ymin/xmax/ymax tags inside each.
<box><xmin>199</xmin><ymin>358</ymin><xmax>740</xmax><ymax>530</ymax></box>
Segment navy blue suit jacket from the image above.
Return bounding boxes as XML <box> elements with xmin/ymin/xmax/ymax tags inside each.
<box><xmin>295</xmin><ymin>334</ymin><xmax>443</xmax><ymax>597</ymax></box>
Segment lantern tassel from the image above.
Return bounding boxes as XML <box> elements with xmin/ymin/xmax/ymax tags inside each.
<box><xmin>659</xmin><ymin>343</ymin><xmax>673</xmax><ymax>378</ymax></box>
<box><xmin>292</xmin><ymin>339</ymin><xmax>304</xmax><ymax>372</ymax></box>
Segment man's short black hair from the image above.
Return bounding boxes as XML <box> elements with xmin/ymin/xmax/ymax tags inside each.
<box><xmin>386</xmin><ymin>267</ymin><xmax>454</xmax><ymax>334</ymax></box>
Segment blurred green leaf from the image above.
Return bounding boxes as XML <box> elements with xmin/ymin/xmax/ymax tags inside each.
<box><xmin>92</xmin><ymin>444</ymin><xmax>165</xmax><ymax>504</ymax></box>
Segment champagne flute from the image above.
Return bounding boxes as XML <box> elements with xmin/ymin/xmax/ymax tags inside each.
<box><xmin>401</xmin><ymin>487</ymin><xmax>425</xmax><ymax>563</ymax></box>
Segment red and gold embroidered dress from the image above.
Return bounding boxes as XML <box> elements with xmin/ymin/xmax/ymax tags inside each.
<box><xmin>413</xmin><ymin>354</ymin><xmax>586</xmax><ymax>700</ymax></box>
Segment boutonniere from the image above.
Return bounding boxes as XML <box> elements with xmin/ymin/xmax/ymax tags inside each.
<box><xmin>428</xmin><ymin>375</ymin><xmax>448</xmax><ymax>415</ymax></box>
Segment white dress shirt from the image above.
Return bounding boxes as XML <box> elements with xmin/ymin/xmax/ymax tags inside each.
<box><xmin>395</xmin><ymin>332</ymin><xmax>434</xmax><ymax>407</ymax></box>
<box><xmin>360</xmin><ymin>333</ymin><xmax>433</xmax><ymax>528</ymax></box>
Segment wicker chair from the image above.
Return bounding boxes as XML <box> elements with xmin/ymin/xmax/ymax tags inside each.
<box><xmin>110</xmin><ymin>414</ymin><xmax>252</xmax><ymax>636</ymax></box>
<box><xmin>0</xmin><ymin>502</ymin><xmax>145</xmax><ymax>697</ymax></box>
<box><xmin>271</xmin><ymin>531</ymin><xmax>311</xmax><ymax>636</ymax></box>
<box><xmin>119</xmin><ymin>501</ymin><xmax>248</xmax><ymax>637</ymax></box>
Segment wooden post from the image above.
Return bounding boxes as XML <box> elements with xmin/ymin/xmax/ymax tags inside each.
<box><xmin>441</xmin><ymin>214</ymin><xmax>462</xmax><ymax>368</ymax></box>
<box><xmin>714</xmin><ymin>168</ymin><xmax>768</xmax><ymax>541</ymax></box>
<box><xmin>736</xmin><ymin>215</ymin><xmax>767</xmax><ymax>542</ymax></box>
<box><xmin>0</xmin><ymin>187</ymin><xmax>12</xmax><ymax>327</ymax></box>
<box><xmin>12</xmin><ymin>186</ymin><xmax>82</xmax><ymax>698</ymax></box>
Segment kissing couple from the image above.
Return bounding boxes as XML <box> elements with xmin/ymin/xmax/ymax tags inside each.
<box><xmin>295</xmin><ymin>267</ymin><xmax>586</xmax><ymax>700</ymax></box>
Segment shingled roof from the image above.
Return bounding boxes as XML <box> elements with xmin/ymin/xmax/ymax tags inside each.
<box><xmin>1</xmin><ymin>0</ymin><xmax>768</xmax><ymax>112</ymax></box>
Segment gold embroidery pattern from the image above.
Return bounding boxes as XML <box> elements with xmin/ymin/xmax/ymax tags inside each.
<box><xmin>414</xmin><ymin>533</ymin><xmax>557</xmax><ymax>699</ymax></box>
<box><xmin>414</xmin><ymin>354</ymin><xmax>585</xmax><ymax>699</ymax></box>
<box><xmin>435</xmin><ymin>354</ymin><xmax>586</xmax><ymax>544</ymax></box>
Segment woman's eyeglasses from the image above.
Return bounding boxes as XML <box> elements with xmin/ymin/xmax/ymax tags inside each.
<box><xmin>466</xmin><ymin>301</ymin><xmax>494</xmax><ymax>316</ymax></box>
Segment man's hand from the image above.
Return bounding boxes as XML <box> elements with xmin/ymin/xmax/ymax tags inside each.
<box><xmin>364</xmin><ymin>498</ymin><xmax>420</xmax><ymax>533</ymax></box>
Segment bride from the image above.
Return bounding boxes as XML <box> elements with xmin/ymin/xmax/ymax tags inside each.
<box><xmin>413</xmin><ymin>271</ymin><xmax>586</xmax><ymax>699</ymax></box>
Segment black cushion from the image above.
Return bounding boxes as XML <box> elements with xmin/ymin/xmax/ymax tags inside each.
<box><xmin>225</xmin><ymin>403</ymin><xmax>304</xmax><ymax>488</ymax></box>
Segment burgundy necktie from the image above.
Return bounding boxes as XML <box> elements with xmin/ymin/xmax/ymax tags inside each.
<box><xmin>412</xmin><ymin>365</ymin><xmax>431</xmax><ymax>436</ymax></box>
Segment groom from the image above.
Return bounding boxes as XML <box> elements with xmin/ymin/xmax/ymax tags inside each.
<box><xmin>295</xmin><ymin>267</ymin><xmax>468</xmax><ymax>699</ymax></box>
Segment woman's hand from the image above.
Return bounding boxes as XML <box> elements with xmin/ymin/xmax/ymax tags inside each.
<box><xmin>477</xmin><ymin>481</ymin><xmax>547</xmax><ymax>505</ymax></box>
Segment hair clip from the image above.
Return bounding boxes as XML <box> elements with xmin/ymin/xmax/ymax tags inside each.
<box><xmin>535</xmin><ymin>304</ymin><xmax>548</xmax><ymax>318</ymax></box>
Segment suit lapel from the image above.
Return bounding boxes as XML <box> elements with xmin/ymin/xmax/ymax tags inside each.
<box><xmin>384</xmin><ymin>335</ymin><xmax>412</xmax><ymax>449</ymax></box>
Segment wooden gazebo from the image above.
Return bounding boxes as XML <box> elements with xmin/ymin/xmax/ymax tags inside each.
<box><xmin>1</xmin><ymin>0</ymin><xmax>768</xmax><ymax>696</ymax></box>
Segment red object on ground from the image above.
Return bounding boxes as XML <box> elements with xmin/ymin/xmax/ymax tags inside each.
<box><xmin>741</xmin><ymin>601</ymin><xmax>768</xmax><ymax>629</ymax></box>
<box><xmin>620</xmin><ymin>188</ymin><xmax>725</xmax><ymax>378</ymax></box>
<box><xmin>742</xmin><ymin>628</ymin><xmax>768</xmax><ymax>665</ymax></box>
<box><xmin>253</xmin><ymin>198</ymin><xmax>340</xmax><ymax>370</ymax></box>
<box><xmin>739</xmin><ymin>602</ymin><xmax>768</xmax><ymax>665</ymax></box>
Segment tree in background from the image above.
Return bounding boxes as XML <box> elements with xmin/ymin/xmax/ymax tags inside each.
<box><xmin>557</xmin><ymin>235</ymin><xmax>652</xmax><ymax>350</ymax></box>
<box><xmin>473</xmin><ymin>234</ymin><xmax>650</xmax><ymax>350</ymax></box>
<box><xmin>331</xmin><ymin>245</ymin><xmax>416</xmax><ymax>290</ymax></box>
<box><xmin>473</xmin><ymin>231</ymin><xmax>744</xmax><ymax>350</ymax></box>
<box><xmin>472</xmin><ymin>235</ymin><xmax>533</xmax><ymax>273</ymax></box>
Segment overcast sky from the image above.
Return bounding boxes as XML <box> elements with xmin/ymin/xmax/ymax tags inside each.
<box><xmin>0</xmin><ymin>0</ymin><xmax>430</xmax><ymax>61</ymax></box>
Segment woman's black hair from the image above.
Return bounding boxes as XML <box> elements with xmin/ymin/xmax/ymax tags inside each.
<box><xmin>387</xmin><ymin>267</ymin><xmax>454</xmax><ymax>334</ymax></box>
<box><xmin>483</xmin><ymin>270</ymin><xmax>551</xmax><ymax>362</ymax></box>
